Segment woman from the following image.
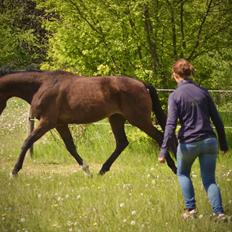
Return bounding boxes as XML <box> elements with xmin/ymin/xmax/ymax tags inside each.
<box><xmin>159</xmin><ymin>59</ymin><xmax>228</xmax><ymax>219</ymax></box>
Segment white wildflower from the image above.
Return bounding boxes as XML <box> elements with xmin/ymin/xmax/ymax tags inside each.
<box><xmin>131</xmin><ymin>210</ymin><xmax>136</xmax><ymax>215</ymax></box>
<box><xmin>130</xmin><ymin>220</ymin><xmax>136</xmax><ymax>225</ymax></box>
<box><xmin>119</xmin><ymin>203</ymin><xmax>125</xmax><ymax>208</ymax></box>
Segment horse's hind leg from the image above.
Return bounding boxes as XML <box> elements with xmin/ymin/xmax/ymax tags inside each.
<box><xmin>131</xmin><ymin>120</ymin><xmax>177</xmax><ymax>174</ymax></box>
<box><xmin>99</xmin><ymin>114</ymin><xmax>129</xmax><ymax>175</ymax></box>
<box><xmin>56</xmin><ymin>124</ymin><xmax>92</xmax><ymax>176</ymax></box>
<box><xmin>12</xmin><ymin>119</ymin><xmax>51</xmax><ymax>176</ymax></box>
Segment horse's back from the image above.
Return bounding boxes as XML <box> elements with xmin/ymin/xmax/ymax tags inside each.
<box><xmin>66</xmin><ymin>76</ymin><xmax>152</xmax><ymax>120</ymax></box>
<box><xmin>64</xmin><ymin>76</ymin><xmax>149</xmax><ymax>104</ymax></box>
<box><xmin>65</xmin><ymin>76</ymin><xmax>146</xmax><ymax>94</ymax></box>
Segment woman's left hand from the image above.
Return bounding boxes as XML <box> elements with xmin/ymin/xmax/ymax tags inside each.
<box><xmin>158</xmin><ymin>156</ymin><xmax>166</xmax><ymax>163</ymax></box>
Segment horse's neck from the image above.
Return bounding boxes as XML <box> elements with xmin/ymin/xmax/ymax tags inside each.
<box><xmin>0</xmin><ymin>74</ymin><xmax>41</xmax><ymax>103</ymax></box>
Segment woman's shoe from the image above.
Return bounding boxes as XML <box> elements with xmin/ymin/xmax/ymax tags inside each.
<box><xmin>182</xmin><ymin>208</ymin><xmax>197</xmax><ymax>219</ymax></box>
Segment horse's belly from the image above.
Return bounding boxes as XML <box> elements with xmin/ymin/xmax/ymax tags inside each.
<box><xmin>59</xmin><ymin>105</ymin><xmax>120</xmax><ymax>124</ymax></box>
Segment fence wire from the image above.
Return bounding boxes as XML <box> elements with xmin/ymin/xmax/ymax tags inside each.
<box><xmin>157</xmin><ymin>89</ymin><xmax>232</xmax><ymax>129</ymax></box>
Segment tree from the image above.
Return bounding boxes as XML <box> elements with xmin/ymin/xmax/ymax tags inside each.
<box><xmin>0</xmin><ymin>0</ymin><xmax>46</xmax><ymax>70</ymax></box>
<box><xmin>3</xmin><ymin>0</ymin><xmax>231</xmax><ymax>89</ymax></box>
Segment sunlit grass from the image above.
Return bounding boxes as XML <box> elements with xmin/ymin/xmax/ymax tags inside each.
<box><xmin>0</xmin><ymin>98</ymin><xmax>232</xmax><ymax>232</ymax></box>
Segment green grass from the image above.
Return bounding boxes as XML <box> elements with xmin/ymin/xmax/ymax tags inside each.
<box><xmin>0</xmin><ymin>98</ymin><xmax>232</xmax><ymax>232</ymax></box>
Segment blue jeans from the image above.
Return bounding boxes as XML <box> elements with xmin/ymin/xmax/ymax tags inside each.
<box><xmin>177</xmin><ymin>137</ymin><xmax>224</xmax><ymax>214</ymax></box>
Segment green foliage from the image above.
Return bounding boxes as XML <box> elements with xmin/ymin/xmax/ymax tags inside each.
<box><xmin>0</xmin><ymin>0</ymin><xmax>231</xmax><ymax>88</ymax></box>
<box><xmin>0</xmin><ymin>0</ymin><xmax>46</xmax><ymax>70</ymax></box>
<box><xmin>193</xmin><ymin>49</ymin><xmax>232</xmax><ymax>89</ymax></box>
<box><xmin>34</xmin><ymin>0</ymin><xmax>232</xmax><ymax>88</ymax></box>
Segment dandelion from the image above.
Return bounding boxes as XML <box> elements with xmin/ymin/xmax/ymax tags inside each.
<box><xmin>198</xmin><ymin>214</ymin><xmax>203</xmax><ymax>219</ymax></box>
<box><xmin>123</xmin><ymin>219</ymin><xmax>127</xmax><ymax>223</ymax></box>
<box><xmin>131</xmin><ymin>210</ymin><xmax>136</xmax><ymax>216</ymax></box>
<box><xmin>76</xmin><ymin>195</ymin><xmax>81</xmax><ymax>200</ymax></box>
<box><xmin>20</xmin><ymin>218</ymin><xmax>25</xmax><ymax>223</ymax></box>
<box><xmin>52</xmin><ymin>223</ymin><xmax>59</xmax><ymax>227</ymax></box>
<box><xmin>119</xmin><ymin>203</ymin><xmax>125</xmax><ymax>208</ymax></box>
<box><xmin>130</xmin><ymin>220</ymin><xmax>136</xmax><ymax>225</ymax></box>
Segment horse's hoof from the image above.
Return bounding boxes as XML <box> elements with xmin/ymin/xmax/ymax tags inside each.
<box><xmin>98</xmin><ymin>169</ymin><xmax>106</xmax><ymax>176</ymax></box>
<box><xmin>10</xmin><ymin>170</ymin><xmax>18</xmax><ymax>178</ymax></box>
<box><xmin>81</xmin><ymin>162</ymin><xmax>93</xmax><ymax>177</ymax></box>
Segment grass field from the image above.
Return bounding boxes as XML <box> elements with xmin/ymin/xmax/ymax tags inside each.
<box><xmin>0</xmin><ymin>98</ymin><xmax>232</xmax><ymax>232</ymax></box>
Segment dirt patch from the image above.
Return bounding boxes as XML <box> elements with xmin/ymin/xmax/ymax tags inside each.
<box><xmin>0</xmin><ymin>158</ymin><xmax>123</xmax><ymax>176</ymax></box>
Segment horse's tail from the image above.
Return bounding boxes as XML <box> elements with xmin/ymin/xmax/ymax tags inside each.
<box><xmin>144</xmin><ymin>83</ymin><xmax>167</xmax><ymax>131</ymax></box>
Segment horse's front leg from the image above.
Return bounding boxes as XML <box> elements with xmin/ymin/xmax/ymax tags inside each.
<box><xmin>12</xmin><ymin>119</ymin><xmax>52</xmax><ymax>176</ymax></box>
<box><xmin>56</xmin><ymin>124</ymin><xmax>92</xmax><ymax>177</ymax></box>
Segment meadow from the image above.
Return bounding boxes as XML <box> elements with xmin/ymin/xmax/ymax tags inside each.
<box><xmin>0</xmin><ymin>98</ymin><xmax>232</xmax><ymax>232</ymax></box>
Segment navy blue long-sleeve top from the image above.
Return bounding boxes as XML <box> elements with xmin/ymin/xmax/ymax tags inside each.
<box><xmin>160</xmin><ymin>80</ymin><xmax>228</xmax><ymax>157</ymax></box>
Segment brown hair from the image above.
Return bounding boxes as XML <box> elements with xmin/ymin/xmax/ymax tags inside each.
<box><xmin>172</xmin><ymin>59</ymin><xmax>194</xmax><ymax>79</ymax></box>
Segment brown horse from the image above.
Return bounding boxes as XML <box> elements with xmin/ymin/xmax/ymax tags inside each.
<box><xmin>0</xmin><ymin>70</ymin><xmax>177</xmax><ymax>176</ymax></box>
